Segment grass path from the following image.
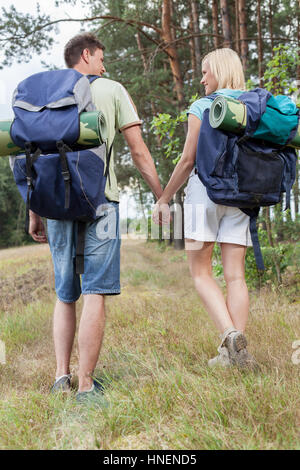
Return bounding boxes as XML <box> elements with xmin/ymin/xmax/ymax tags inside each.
<box><xmin>0</xmin><ymin>240</ymin><xmax>299</xmax><ymax>449</ymax></box>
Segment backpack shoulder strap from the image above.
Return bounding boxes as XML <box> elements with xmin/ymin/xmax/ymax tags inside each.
<box><xmin>86</xmin><ymin>74</ymin><xmax>114</xmax><ymax>182</ymax></box>
<box><xmin>241</xmin><ymin>207</ymin><xmax>265</xmax><ymax>271</ymax></box>
<box><xmin>87</xmin><ymin>75</ymin><xmax>100</xmax><ymax>84</ymax></box>
<box><xmin>206</xmin><ymin>93</ymin><xmax>218</xmax><ymax>102</ymax></box>
<box><xmin>76</xmin><ymin>221</ymin><xmax>87</xmax><ymax>274</ymax></box>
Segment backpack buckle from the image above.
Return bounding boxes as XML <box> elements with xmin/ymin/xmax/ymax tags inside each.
<box><xmin>61</xmin><ymin>170</ymin><xmax>70</xmax><ymax>181</ymax></box>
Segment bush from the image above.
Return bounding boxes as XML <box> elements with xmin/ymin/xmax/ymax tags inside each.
<box><xmin>212</xmin><ymin>228</ymin><xmax>299</xmax><ymax>290</ymax></box>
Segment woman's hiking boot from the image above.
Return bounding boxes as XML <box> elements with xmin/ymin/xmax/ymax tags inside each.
<box><xmin>208</xmin><ymin>345</ymin><xmax>231</xmax><ymax>368</ymax></box>
<box><xmin>222</xmin><ymin>329</ymin><xmax>258</xmax><ymax>369</ymax></box>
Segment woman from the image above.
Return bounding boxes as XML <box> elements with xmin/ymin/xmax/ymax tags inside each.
<box><xmin>153</xmin><ymin>48</ymin><xmax>256</xmax><ymax>368</ymax></box>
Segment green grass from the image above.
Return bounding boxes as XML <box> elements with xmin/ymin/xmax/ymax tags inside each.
<box><xmin>0</xmin><ymin>240</ymin><xmax>299</xmax><ymax>449</ymax></box>
<box><xmin>0</xmin><ymin>302</ymin><xmax>52</xmax><ymax>352</ymax></box>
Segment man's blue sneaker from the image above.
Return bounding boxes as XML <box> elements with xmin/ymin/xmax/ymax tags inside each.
<box><xmin>50</xmin><ymin>374</ymin><xmax>72</xmax><ymax>393</ymax></box>
<box><xmin>76</xmin><ymin>378</ymin><xmax>109</xmax><ymax>407</ymax></box>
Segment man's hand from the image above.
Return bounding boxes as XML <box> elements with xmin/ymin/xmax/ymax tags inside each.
<box><xmin>152</xmin><ymin>200</ymin><xmax>171</xmax><ymax>226</ymax></box>
<box><xmin>28</xmin><ymin>211</ymin><xmax>47</xmax><ymax>243</ymax></box>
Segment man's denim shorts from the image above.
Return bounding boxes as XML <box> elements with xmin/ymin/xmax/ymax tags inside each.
<box><xmin>47</xmin><ymin>202</ymin><xmax>121</xmax><ymax>302</ymax></box>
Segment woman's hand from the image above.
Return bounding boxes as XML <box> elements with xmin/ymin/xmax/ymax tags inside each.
<box><xmin>152</xmin><ymin>199</ymin><xmax>171</xmax><ymax>226</ymax></box>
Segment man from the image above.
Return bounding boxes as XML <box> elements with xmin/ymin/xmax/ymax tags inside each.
<box><xmin>29</xmin><ymin>32</ymin><xmax>163</xmax><ymax>402</ymax></box>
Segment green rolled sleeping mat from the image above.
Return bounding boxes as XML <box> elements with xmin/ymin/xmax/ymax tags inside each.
<box><xmin>0</xmin><ymin>111</ymin><xmax>107</xmax><ymax>157</ymax></box>
<box><xmin>209</xmin><ymin>95</ymin><xmax>300</xmax><ymax>149</ymax></box>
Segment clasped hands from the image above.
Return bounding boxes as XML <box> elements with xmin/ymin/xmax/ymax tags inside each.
<box><xmin>152</xmin><ymin>199</ymin><xmax>171</xmax><ymax>226</ymax></box>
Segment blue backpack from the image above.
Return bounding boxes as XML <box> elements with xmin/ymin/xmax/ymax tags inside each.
<box><xmin>10</xmin><ymin>69</ymin><xmax>111</xmax><ymax>274</ymax></box>
<box><xmin>196</xmin><ymin>88</ymin><xmax>299</xmax><ymax>270</ymax></box>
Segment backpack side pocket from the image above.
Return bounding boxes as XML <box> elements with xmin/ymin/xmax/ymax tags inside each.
<box><xmin>236</xmin><ymin>144</ymin><xmax>284</xmax><ymax>194</ymax></box>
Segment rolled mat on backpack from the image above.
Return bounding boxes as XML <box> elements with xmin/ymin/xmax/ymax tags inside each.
<box><xmin>209</xmin><ymin>95</ymin><xmax>300</xmax><ymax>149</ymax></box>
<box><xmin>0</xmin><ymin>111</ymin><xmax>107</xmax><ymax>157</ymax></box>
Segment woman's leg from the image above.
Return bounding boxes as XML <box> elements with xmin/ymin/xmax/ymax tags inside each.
<box><xmin>186</xmin><ymin>240</ymin><xmax>235</xmax><ymax>334</ymax></box>
<box><xmin>221</xmin><ymin>243</ymin><xmax>249</xmax><ymax>333</ymax></box>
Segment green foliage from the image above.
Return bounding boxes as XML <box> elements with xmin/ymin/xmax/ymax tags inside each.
<box><xmin>150</xmin><ymin>94</ymin><xmax>198</xmax><ymax>165</ymax></box>
<box><xmin>0</xmin><ymin>158</ymin><xmax>29</xmax><ymax>248</ymax></box>
<box><xmin>151</xmin><ymin>110</ymin><xmax>187</xmax><ymax>164</ymax></box>
<box><xmin>212</xmin><ymin>226</ymin><xmax>300</xmax><ymax>290</ymax></box>
<box><xmin>263</xmin><ymin>45</ymin><xmax>300</xmax><ymax>98</ymax></box>
<box><xmin>0</xmin><ymin>5</ymin><xmax>55</xmax><ymax>69</ymax></box>
<box><xmin>272</xmin><ymin>211</ymin><xmax>300</xmax><ymax>243</ymax></box>
<box><xmin>244</xmin><ymin>242</ymin><xmax>296</xmax><ymax>289</ymax></box>
<box><xmin>246</xmin><ymin>78</ymin><xmax>257</xmax><ymax>90</ymax></box>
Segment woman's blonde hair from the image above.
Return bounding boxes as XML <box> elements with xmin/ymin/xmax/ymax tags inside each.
<box><xmin>202</xmin><ymin>48</ymin><xmax>246</xmax><ymax>90</ymax></box>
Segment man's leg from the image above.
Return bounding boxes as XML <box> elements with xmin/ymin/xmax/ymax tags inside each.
<box><xmin>77</xmin><ymin>294</ymin><xmax>106</xmax><ymax>392</ymax></box>
<box><xmin>53</xmin><ymin>299</ymin><xmax>76</xmax><ymax>377</ymax></box>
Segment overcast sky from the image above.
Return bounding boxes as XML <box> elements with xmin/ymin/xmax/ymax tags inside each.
<box><xmin>0</xmin><ymin>0</ymin><xmax>89</xmax><ymax>119</ymax></box>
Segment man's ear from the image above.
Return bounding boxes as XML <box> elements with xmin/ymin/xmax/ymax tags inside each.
<box><xmin>81</xmin><ymin>48</ymin><xmax>90</xmax><ymax>64</ymax></box>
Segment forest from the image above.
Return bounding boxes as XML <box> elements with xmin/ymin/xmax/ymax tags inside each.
<box><xmin>0</xmin><ymin>0</ymin><xmax>299</xmax><ymax>285</ymax></box>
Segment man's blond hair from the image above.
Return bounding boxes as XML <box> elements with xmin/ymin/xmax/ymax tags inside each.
<box><xmin>202</xmin><ymin>48</ymin><xmax>246</xmax><ymax>90</ymax></box>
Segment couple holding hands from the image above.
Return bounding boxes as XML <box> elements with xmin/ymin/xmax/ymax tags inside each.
<box><xmin>28</xmin><ymin>33</ymin><xmax>255</xmax><ymax>402</ymax></box>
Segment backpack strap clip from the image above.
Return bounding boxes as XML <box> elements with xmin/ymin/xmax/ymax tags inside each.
<box><xmin>56</xmin><ymin>140</ymin><xmax>72</xmax><ymax>209</ymax></box>
<box><xmin>104</xmin><ymin>142</ymin><xmax>113</xmax><ymax>186</ymax></box>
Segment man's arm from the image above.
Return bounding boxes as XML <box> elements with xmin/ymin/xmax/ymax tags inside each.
<box><xmin>121</xmin><ymin>125</ymin><xmax>163</xmax><ymax>201</ymax></box>
<box><xmin>28</xmin><ymin>210</ymin><xmax>47</xmax><ymax>243</ymax></box>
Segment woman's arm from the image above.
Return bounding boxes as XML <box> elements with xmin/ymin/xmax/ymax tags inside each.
<box><xmin>156</xmin><ymin>113</ymin><xmax>201</xmax><ymax>206</ymax></box>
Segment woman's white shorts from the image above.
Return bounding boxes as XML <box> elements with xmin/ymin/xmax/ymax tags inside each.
<box><xmin>183</xmin><ymin>170</ymin><xmax>252</xmax><ymax>246</ymax></box>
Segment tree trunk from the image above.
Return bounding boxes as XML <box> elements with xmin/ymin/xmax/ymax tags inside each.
<box><xmin>169</xmin><ymin>0</ymin><xmax>176</xmax><ymax>42</ymax></box>
<box><xmin>238</xmin><ymin>0</ymin><xmax>248</xmax><ymax>70</ymax></box>
<box><xmin>135</xmin><ymin>31</ymin><xmax>147</xmax><ymax>73</ymax></box>
<box><xmin>257</xmin><ymin>0</ymin><xmax>264</xmax><ymax>87</ymax></box>
<box><xmin>190</xmin><ymin>0</ymin><xmax>201</xmax><ymax>74</ymax></box>
<box><xmin>268</xmin><ymin>0</ymin><xmax>280</xmax><ymax>92</ymax></box>
<box><xmin>275</xmin><ymin>203</ymin><xmax>284</xmax><ymax>241</ymax></box>
<box><xmin>220</xmin><ymin>0</ymin><xmax>232</xmax><ymax>48</ymax></box>
<box><xmin>136</xmin><ymin>31</ymin><xmax>160</xmax><ymax>142</ymax></box>
<box><xmin>269</xmin><ymin>0</ymin><xmax>274</xmax><ymax>53</ymax></box>
<box><xmin>235</xmin><ymin>0</ymin><xmax>240</xmax><ymax>54</ymax></box>
<box><xmin>212</xmin><ymin>0</ymin><xmax>219</xmax><ymax>48</ymax></box>
<box><xmin>161</xmin><ymin>0</ymin><xmax>185</xmax><ymax>109</ymax></box>
<box><xmin>263</xmin><ymin>207</ymin><xmax>273</xmax><ymax>247</ymax></box>
<box><xmin>188</xmin><ymin>11</ymin><xmax>197</xmax><ymax>80</ymax></box>
<box><xmin>205</xmin><ymin>0</ymin><xmax>211</xmax><ymax>52</ymax></box>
